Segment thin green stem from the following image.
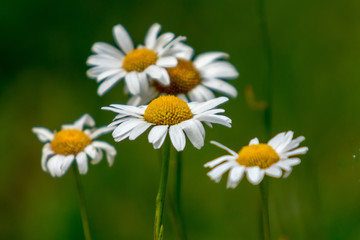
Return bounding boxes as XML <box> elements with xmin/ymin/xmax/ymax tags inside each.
<box><xmin>258</xmin><ymin>0</ymin><xmax>273</xmax><ymax>138</ymax></box>
<box><xmin>260</xmin><ymin>180</ymin><xmax>270</xmax><ymax>240</ymax></box>
<box><xmin>154</xmin><ymin>139</ymin><xmax>171</xmax><ymax>240</ymax></box>
<box><xmin>73</xmin><ymin>167</ymin><xmax>92</xmax><ymax>240</ymax></box>
<box><xmin>174</xmin><ymin>152</ymin><xmax>187</xmax><ymax>240</ymax></box>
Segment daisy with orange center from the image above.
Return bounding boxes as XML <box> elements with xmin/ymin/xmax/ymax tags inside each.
<box><xmin>205</xmin><ymin>131</ymin><xmax>308</xmax><ymax>187</ymax></box>
<box><xmin>102</xmin><ymin>95</ymin><xmax>231</xmax><ymax>151</ymax></box>
<box><xmin>32</xmin><ymin>114</ymin><xmax>116</xmax><ymax>177</ymax></box>
<box><xmin>87</xmin><ymin>23</ymin><xmax>190</xmax><ymax>96</ymax></box>
<box><xmin>128</xmin><ymin>50</ymin><xmax>239</xmax><ymax>105</ymax></box>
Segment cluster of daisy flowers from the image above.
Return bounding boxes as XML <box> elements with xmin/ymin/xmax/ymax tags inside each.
<box><xmin>32</xmin><ymin>22</ymin><xmax>308</xmax><ymax>239</ymax></box>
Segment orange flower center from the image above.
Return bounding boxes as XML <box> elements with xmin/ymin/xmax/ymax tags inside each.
<box><xmin>144</xmin><ymin>96</ymin><xmax>193</xmax><ymax>125</ymax></box>
<box><xmin>236</xmin><ymin>144</ymin><xmax>280</xmax><ymax>169</ymax></box>
<box><xmin>122</xmin><ymin>48</ymin><xmax>157</xmax><ymax>72</ymax></box>
<box><xmin>154</xmin><ymin>59</ymin><xmax>201</xmax><ymax>95</ymax></box>
<box><xmin>51</xmin><ymin>129</ymin><xmax>92</xmax><ymax>155</ymax></box>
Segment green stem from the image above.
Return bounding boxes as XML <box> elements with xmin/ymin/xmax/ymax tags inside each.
<box><xmin>260</xmin><ymin>181</ymin><xmax>270</xmax><ymax>240</ymax></box>
<box><xmin>154</xmin><ymin>139</ymin><xmax>171</xmax><ymax>240</ymax></box>
<box><xmin>174</xmin><ymin>152</ymin><xmax>187</xmax><ymax>240</ymax></box>
<box><xmin>258</xmin><ymin>0</ymin><xmax>273</xmax><ymax>138</ymax></box>
<box><xmin>73</xmin><ymin>167</ymin><xmax>92</xmax><ymax>240</ymax></box>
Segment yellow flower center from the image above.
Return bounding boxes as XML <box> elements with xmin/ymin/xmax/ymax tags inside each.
<box><xmin>236</xmin><ymin>144</ymin><xmax>280</xmax><ymax>169</ymax></box>
<box><xmin>122</xmin><ymin>48</ymin><xmax>158</xmax><ymax>72</ymax></box>
<box><xmin>51</xmin><ymin>129</ymin><xmax>92</xmax><ymax>155</ymax></box>
<box><xmin>154</xmin><ymin>59</ymin><xmax>201</xmax><ymax>95</ymax></box>
<box><xmin>144</xmin><ymin>96</ymin><xmax>193</xmax><ymax>125</ymax></box>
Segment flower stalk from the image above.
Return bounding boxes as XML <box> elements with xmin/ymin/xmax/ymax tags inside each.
<box><xmin>174</xmin><ymin>152</ymin><xmax>187</xmax><ymax>240</ymax></box>
<box><xmin>73</xmin><ymin>167</ymin><xmax>92</xmax><ymax>240</ymax></box>
<box><xmin>154</xmin><ymin>138</ymin><xmax>171</xmax><ymax>240</ymax></box>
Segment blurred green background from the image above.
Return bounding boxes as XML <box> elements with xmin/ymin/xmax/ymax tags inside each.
<box><xmin>1</xmin><ymin>0</ymin><xmax>360</xmax><ymax>239</ymax></box>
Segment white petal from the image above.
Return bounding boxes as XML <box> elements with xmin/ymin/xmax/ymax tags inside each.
<box><xmin>113</xmin><ymin>24</ymin><xmax>134</xmax><ymax>54</ymax></box>
<box><xmin>145</xmin><ymin>64</ymin><xmax>162</xmax><ymax>79</ymax></box>
<box><xmin>265</xmin><ymin>166</ymin><xmax>282</xmax><ymax>178</ymax></box>
<box><xmin>125</xmin><ymin>71</ymin><xmax>141</xmax><ymax>95</ymax></box>
<box><xmin>90</xmin><ymin>149</ymin><xmax>103</xmax><ymax>165</ymax></box>
<box><xmin>85</xmin><ymin>145</ymin><xmax>97</xmax><ymax>159</ymax></box>
<box><xmin>112</xmin><ymin>119</ymin><xmax>144</xmax><ymax>138</ymax></box>
<box><xmin>97</xmin><ymin>69</ymin><xmax>122</xmax><ymax>83</ymax></box>
<box><xmin>89</xmin><ymin>126</ymin><xmax>115</xmax><ymax>139</ymax></box>
<box><xmin>164</xmin><ymin>42</ymin><xmax>194</xmax><ymax>60</ymax></box>
<box><xmin>87</xmin><ymin>66</ymin><xmax>109</xmax><ymax>78</ymax></box>
<box><xmin>283</xmin><ymin>169</ymin><xmax>293</xmax><ymax>178</ymax></box>
<box><xmin>76</xmin><ymin>152</ymin><xmax>88</xmax><ymax>175</ymax></box>
<box><xmin>156</xmin><ymin>56</ymin><xmax>177</xmax><ymax>68</ymax></box>
<box><xmin>87</xmin><ymin>55</ymin><xmax>122</xmax><ymax>68</ymax></box>
<box><xmin>246</xmin><ymin>167</ymin><xmax>265</xmax><ymax>185</ymax></box>
<box><xmin>249</xmin><ymin>138</ymin><xmax>259</xmax><ymax>145</ymax></box>
<box><xmin>285</xmin><ymin>147</ymin><xmax>308</xmax><ymax>157</ymax></box>
<box><xmin>32</xmin><ymin>127</ymin><xmax>54</xmax><ymax>143</ymax></box>
<box><xmin>62</xmin><ymin>114</ymin><xmax>95</xmax><ymax>130</ymax></box>
<box><xmin>145</xmin><ymin>23</ymin><xmax>161</xmax><ymax>49</ymax></box>
<box><xmin>47</xmin><ymin>155</ymin><xmax>63</xmax><ymax>177</ymax></box>
<box><xmin>210</xmin><ymin>141</ymin><xmax>238</xmax><ymax>156</ymax></box>
<box><xmin>129</xmin><ymin>122</ymin><xmax>153</xmax><ymax>140</ymax></box>
<box><xmin>190</xmin><ymin>97</ymin><xmax>229</xmax><ymax>114</ymax></box>
<box><xmin>227</xmin><ymin>166</ymin><xmax>245</xmax><ymax>188</ymax></box>
<box><xmin>155</xmin><ymin>67</ymin><xmax>170</xmax><ymax>86</ymax></box>
<box><xmin>204</xmin><ymin>155</ymin><xmax>235</xmax><ymax>168</ymax></box>
<box><xmin>148</xmin><ymin>125</ymin><xmax>169</xmax><ymax>149</ymax></box>
<box><xmin>41</xmin><ymin>143</ymin><xmax>54</xmax><ymax>172</ymax></box>
<box><xmin>274</xmin><ymin>131</ymin><xmax>294</xmax><ymax>153</ymax></box>
<box><xmin>180</xmin><ymin>120</ymin><xmax>204</xmax><ymax>149</ymax></box>
<box><xmin>281</xmin><ymin>158</ymin><xmax>301</xmax><ymax>166</ymax></box>
<box><xmin>195</xmin><ymin>114</ymin><xmax>232</xmax><ymax>128</ymax></box>
<box><xmin>189</xmin><ymin>85</ymin><xmax>215</xmax><ymax>102</ymax></box>
<box><xmin>267</xmin><ymin>132</ymin><xmax>286</xmax><ymax>150</ymax></box>
<box><xmin>201</xmin><ymin>78</ymin><xmax>238</xmax><ymax>98</ymax></box>
<box><xmin>169</xmin><ymin>125</ymin><xmax>186</xmax><ymax>151</ymax></box>
<box><xmin>193</xmin><ymin>52</ymin><xmax>229</xmax><ymax>69</ymax></box>
<box><xmin>92</xmin><ymin>141</ymin><xmax>117</xmax><ymax>166</ymax></box>
<box><xmin>200</xmin><ymin>61</ymin><xmax>239</xmax><ymax>79</ymax></box>
<box><xmin>207</xmin><ymin>162</ymin><xmax>234</xmax><ymax>183</ymax></box>
<box><xmin>61</xmin><ymin>155</ymin><xmax>75</xmax><ymax>176</ymax></box>
<box><xmin>153</xmin><ymin>32</ymin><xmax>175</xmax><ymax>52</ymax></box>
<box><xmin>283</xmin><ymin>136</ymin><xmax>306</xmax><ymax>152</ymax></box>
<box><xmin>91</xmin><ymin>42</ymin><xmax>124</xmax><ymax>59</ymax></box>
<box><xmin>97</xmin><ymin>71</ymin><xmax>126</xmax><ymax>96</ymax></box>
<box><xmin>137</xmin><ymin>71</ymin><xmax>150</xmax><ymax>94</ymax></box>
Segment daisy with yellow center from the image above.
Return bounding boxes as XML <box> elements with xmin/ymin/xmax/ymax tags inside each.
<box><xmin>87</xmin><ymin>23</ymin><xmax>189</xmax><ymax>96</ymax></box>
<box><xmin>128</xmin><ymin>50</ymin><xmax>239</xmax><ymax>105</ymax></box>
<box><xmin>205</xmin><ymin>131</ymin><xmax>308</xmax><ymax>187</ymax></box>
<box><xmin>32</xmin><ymin>114</ymin><xmax>117</xmax><ymax>177</ymax></box>
<box><xmin>102</xmin><ymin>95</ymin><xmax>231</xmax><ymax>151</ymax></box>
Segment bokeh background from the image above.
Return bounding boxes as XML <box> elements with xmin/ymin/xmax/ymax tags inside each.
<box><xmin>1</xmin><ymin>0</ymin><xmax>360</xmax><ymax>239</ymax></box>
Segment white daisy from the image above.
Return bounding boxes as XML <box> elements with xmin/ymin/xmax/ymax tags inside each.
<box><xmin>87</xmin><ymin>23</ymin><xmax>188</xmax><ymax>96</ymax></box>
<box><xmin>102</xmin><ymin>95</ymin><xmax>231</xmax><ymax>151</ymax></box>
<box><xmin>128</xmin><ymin>50</ymin><xmax>239</xmax><ymax>106</ymax></box>
<box><xmin>32</xmin><ymin>114</ymin><xmax>117</xmax><ymax>178</ymax></box>
<box><xmin>205</xmin><ymin>131</ymin><xmax>308</xmax><ymax>188</ymax></box>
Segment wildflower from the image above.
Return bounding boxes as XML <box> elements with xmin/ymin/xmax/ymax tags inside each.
<box><xmin>32</xmin><ymin>114</ymin><xmax>116</xmax><ymax>177</ymax></box>
<box><xmin>205</xmin><ymin>131</ymin><xmax>308</xmax><ymax>187</ymax></box>
<box><xmin>102</xmin><ymin>96</ymin><xmax>231</xmax><ymax>151</ymax></box>
<box><xmin>87</xmin><ymin>23</ymin><xmax>188</xmax><ymax>96</ymax></box>
<box><xmin>128</xmin><ymin>51</ymin><xmax>239</xmax><ymax>105</ymax></box>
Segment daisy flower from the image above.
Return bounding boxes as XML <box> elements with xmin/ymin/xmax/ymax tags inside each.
<box><xmin>205</xmin><ymin>131</ymin><xmax>308</xmax><ymax>188</ymax></box>
<box><xmin>102</xmin><ymin>95</ymin><xmax>231</xmax><ymax>151</ymax></box>
<box><xmin>87</xmin><ymin>23</ymin><xmax>189</xmax><ymax>96</ymax></box>
<box><xmin>128</xmin><ymin>50</ymin><xmax>239</xmax><ymax>105</ymax></box>
<box><xmin>32</xmin><ymin>114</ymin><xmax>117</xmax><ymax>177</ymax></box>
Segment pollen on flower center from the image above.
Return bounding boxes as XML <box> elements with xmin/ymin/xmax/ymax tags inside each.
<box><xmin>236</xmin><ymin>144</ymin><xmax>280</xmax><ymax>169</ymax></box>
<box><xmin>144</xmin><ymin>96</ymin><xmax>193</xmax><ymax>125</ymax></box>
<box><xmin>154</xmin><ymin>59</ymin><xmax>201</xmax><ymax>95</ymax></box>
<box><xmin>122</xmin><ymin>48</ymin><xmax>157</xmax><ymax>72</ymax></box>
<box><xmin>51</xmin><ymin>129</ymin><xmax>92</xmax><ymax>155</ymax></box>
